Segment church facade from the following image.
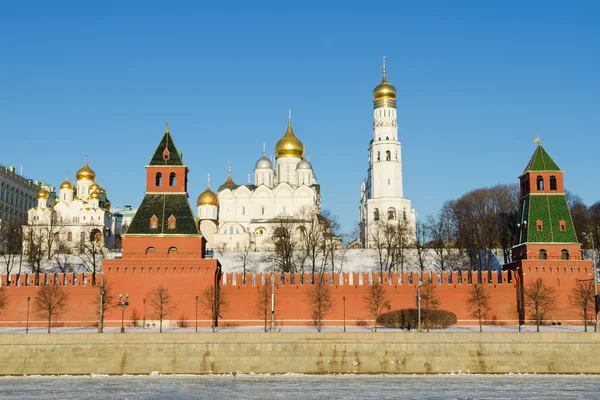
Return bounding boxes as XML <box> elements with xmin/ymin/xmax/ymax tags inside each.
<box><xmin>197</xmin><ymin>118</ymin><xmax>321</xmax><ymax>252</ymax></box>
<box><xmin>25</xmin><ymin>161</ymin><xmax>117</xmax><ymax>251</ymax></box>
<box><xmin>358</xmin><ymin>59</ymin><xmax>417</xmax><ymax>248</ymax></box>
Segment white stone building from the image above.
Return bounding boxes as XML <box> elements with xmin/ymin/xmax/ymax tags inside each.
<box><xmin>197</xmin><ymin>118</ymin><xmax>322</xmax><ymax>251</ymax></box>
<box><xmin>25</xmin><ymin>160</ymin><xmax>117</xmax><ymax>251</ymax></box>
<box><xmin>358</xmin><ymin>59</ymin><xmax>417</xmax><ymax>247</ymax></box>
<box><xmin>0</xmin><ymin>164</ymin><xmax>41</xmax><ymax>222</ymax></box>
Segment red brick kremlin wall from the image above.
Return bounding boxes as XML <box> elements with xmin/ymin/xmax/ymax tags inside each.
<box><xmin>0</xmin><ymin>266</ymin><xmax>593</xmax><ymax>328</ymax></box>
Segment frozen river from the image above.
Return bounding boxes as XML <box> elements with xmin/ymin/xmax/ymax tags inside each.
<box><xmin>0</xmin><ymin>374</ymin><xmax>598</xmax><ymax>399</ymax></box>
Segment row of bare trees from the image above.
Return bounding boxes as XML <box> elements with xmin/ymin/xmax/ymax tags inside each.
<box><xmin>0</xmin><ymin>216</ymin><xmax>110</xmax><ymax>283</ymax></box>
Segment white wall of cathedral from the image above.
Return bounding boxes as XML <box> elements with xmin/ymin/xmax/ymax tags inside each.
<box><xmin>27</xmin><ymin>198</ymin><xmax>116</xmax><ymax>250</ymax></box>
<box><xmin>76</xmin><ymin>179</ymin><xmax>93</xmax><ymax>198</ymax></box>
<box><xmin>275</xmin><ymin>156</ymin><xmax>301</xmax><ymax>185</ymax></box>
<box><xmin>254</xmin><ymin>168</ymin><xmax>274</xmax><ymax>187</ymax></box>
<box><xmin>59</xmin><ymin>188</ymin><xmax>75</xmax><ymax>203</ymax></box>
<box><xmin>198</xmin><ymin>204</ymin><xmax>218</xmax><ymax>220</ymax></box>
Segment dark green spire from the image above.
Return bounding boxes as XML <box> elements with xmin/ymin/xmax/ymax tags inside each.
<box><xmin>523</xmin><ymin>142</ymin><xmax>560</xmax><ymax>173</ymax></box>
<box><xmin>149</xmin><ymin>123</ymin><xmax>184</xmax><ymax>166</ymax></box>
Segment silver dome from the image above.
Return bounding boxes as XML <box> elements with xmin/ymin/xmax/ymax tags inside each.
<box><xmin>255</xmin><ymin>155</ymin><xmax>273</xmax><ymax>169</ymax></box>
<box><xmin>296</xmin><ymin>159</ymin><xmax>312</xmax><ymax>170</ymax></box>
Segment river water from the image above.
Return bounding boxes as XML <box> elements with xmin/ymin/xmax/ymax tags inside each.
<box><xmin>0</xmin><ymin>374</ymin><xmax>597</xmax><ymax>399</ymax></box>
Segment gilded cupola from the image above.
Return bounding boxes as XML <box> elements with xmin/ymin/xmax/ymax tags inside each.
<box><xmin>37</xmin><ymin>188</ymin><xmax>49</xmax><ymax>199</ymax></box>
<box><xmin>372</xmin><ymin>56</ymin><xmax>397</xmax><ymax>109</ymax></box>
<box><xmin>275</xmin><ymin>118</ymin><xmax>305</xmax><ymax>159</ymax></box>
<box><xmin>90</xmin><ymin>190</ymin><xmax>101</xmax><ymax>200</ymax></box>
<box><xmin>197</xmin><ymin>186</ymin><xmax>218</xmax><ymax>206</ymax></box>
<box><xmin>60</xmin><ymin>174</ymin><xmax>74</xmax><ymax>190</ymax></box>
<box><xmin>89</xmin><ymin>181</ymin><xmax>100</xmax><ymax>193</ymax></box>
<box><xmin>76</xmin><ymin>160</ymin><xmax>96</xmax><ymax>181</ymax></box>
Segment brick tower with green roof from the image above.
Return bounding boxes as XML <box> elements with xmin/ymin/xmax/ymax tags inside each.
<box><xmin>121</xmin><ymin>123</ymin><xmax>205</xmax><ymax>259</ymax></box>
<box><xmin>510</xmin><ymin>140</ymin><xmax>582</xmax><ymax>263</ymax></box>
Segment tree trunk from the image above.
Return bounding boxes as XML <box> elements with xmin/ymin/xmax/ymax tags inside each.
<box><xmin>47</xmin><ymin>314</ymin><xmax>51</xmax><ymax>334</ymax></box>
<box><xmin>160</xmin><ymin>317</ymin><xmax>163</xmax><ymax>333</ymax></box>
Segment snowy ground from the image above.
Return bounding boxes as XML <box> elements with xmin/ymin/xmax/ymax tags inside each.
<box><xmin>0</xmin><ymin>324</ymin><xmax>593</xmax><ymax>334</ymax></box>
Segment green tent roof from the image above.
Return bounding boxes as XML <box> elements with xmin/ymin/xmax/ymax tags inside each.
<box><xmin>127</xmin><ymin>194</ymin><xmax>199</xmax><ymax>235</ymax></box>
<box><xmin>149</xmin><ymin>129</ymin><xmax>184</xmax><ymax>166</ymax></box>
<box><xmin>523</xmin><ymin>144</ymin><xmax>560</xmax><ymax>173</ymax></box>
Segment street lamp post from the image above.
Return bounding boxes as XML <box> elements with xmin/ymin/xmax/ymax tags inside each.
<box><xmin>118</xmin><ymin>293</ymin><xmax>129</xmax><ymax>333</ymax></box>
<box><xmin>142</xmin><ymin>299</ymin><xmax>146</xmax><ymax>329</ymax></box>
<box><xmin>342</xmin><ymin>296</ymin><xmax>346</xmax><ymax>332</ymax></box>
<box><xmin>271</xmin><ymin>254</ymin><xmax>275</xmax><ymax>333</ymax></box>
<box><xmin>417</xmin><ymin>284</ymin><xmax>422</xmax><ymax>332</ymax></box>
<box><xmin>26</xmin><ymin>296</ymin><xmax>30</xmax><ymax>334</ymax></box>
<box><xmin>195</xmin><ymin>295</ymin><xmax>199</xmax><ymax>333</ymax></box>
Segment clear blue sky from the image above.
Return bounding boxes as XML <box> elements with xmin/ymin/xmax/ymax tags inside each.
<box><xmin>2</xmin><ymin>1</ymin><xmax>599</xmax><ymax>234</ymax></box>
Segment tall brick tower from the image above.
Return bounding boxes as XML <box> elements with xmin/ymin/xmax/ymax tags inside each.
<box><xmin>122</xmin><ymin>123</ymin><xmax>205</xmax><ymax>258</ymax></box>
<box><xmin>505</xmin><ymin>139</ymin><xmax>593</xmax><ymax>324</ymax></box>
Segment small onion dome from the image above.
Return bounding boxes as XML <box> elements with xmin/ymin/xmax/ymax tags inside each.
<box><xmin>372</xmin><ymin>69</ymin><xmax>397</xmax><ymax>101</ymax></box>
<box><xmin>89</xmin><ymin>182</ymin><xmax>100</xmax><ymax>192</ymax></box>
<box><xmin>105</xmin><ymin>199</ymin><xmax>111</xmax><ymax>208</ymax></box>
<box><xmin>255</xmin><ymin>155</ymin><xmax>272</xmax><ymax>169</ymax></box>
<box><xmin>99</xmin><ymin>187</ymin><xmax>107</xmax><ymax>195</ymax></box>
<box><xmin>197</xmin><ymin>187</ymin><xmax>218</xmax><ymax>206</ymax></box>
<box><xmin>90</xmin><ymin>190</ymin><xmax>101</xmax><ymax>200</ymax></box>
<box><xmin>37</xmin><ymin>188</ymin><xmax>49</xmax><ymax>199</ymax></box>
<box><xmin>296</xmin><ymin>159</ymin><xmax>312</xmax><ymax>170</ymax></box>
<box><xmin>60</xmin><ymin>180</ymin><xmax>74</xmax><ymax>190</ymax></box>
<box><xmin>76</xmin><ymin>161</ymin><xmax>96</xmax><ymax>181</ymax></box>
<box><xmin>275</xmin><ymin>120</ymin><xmax>304</xmax><ymax>158</ymax></box>
<box><xmin>221</xmin><ymin>173</ymin><xmax>236</xmax><ymax>189</ymax></box>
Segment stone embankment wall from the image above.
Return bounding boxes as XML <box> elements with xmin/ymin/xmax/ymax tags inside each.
<box><xmin>0</xmin><ymin>332</ymin><xmax>598</xmax><ymax>375</ymax></box>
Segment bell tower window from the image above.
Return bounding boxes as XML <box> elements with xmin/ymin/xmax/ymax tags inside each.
<box><xmin>539</xmin><ymin>249</ymin><xmax>547</xmax><ymax>260</ymax></box>
<box><xmin>374</xmin><ymin>208</ymin><xmax>379</xmax><ymax>221</ymax></box>
<box><xmin>536</xmin><ymin>176</ymin><xmax>544</xmax><ymax>191</ymax></box>
<box><xmin>156</xmin><ymin>173</ymin><xmax>162</xmax><ymax>187</ymax></box>
<box><xmin>550</xmin><ymin>176</ymin><xmax>557</xmax><ymax>190</ymax></box>
<box><xmin>386</xmin><ymin>150</ymin><xmax>391</xmax><ymax>161</ymax></box>
<box><xmin>561</xmin><ymin>249</ymin><xmax>569</xmax><ymax>260</ymax></box>
<box><xmin>169</xmin><ymin>172</ymin><xmax>176</xmax><ymax>186</ymax></box>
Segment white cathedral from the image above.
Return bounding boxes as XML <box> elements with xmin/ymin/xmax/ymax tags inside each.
<box><xmin>358</xmin><ymin>59</ymin><xmax>417</xmax><ymax>247</ymax></box>
<box><xmin>26</xmin><ymin>161</ymin><xmax>117</xmax><ymax>251</ymax></box>
<box><xmin>196</xmin><ymin>117</ymin><xmax>321</xmax><ymax>252</ymax></box>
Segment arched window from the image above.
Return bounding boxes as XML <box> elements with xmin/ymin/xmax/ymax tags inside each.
<box><xmin>80</xmin><ymin>232</ymin><xmax>86</xmax><ymax>242</ymax></box>
<box><xmin>156</xmin><ymin>172</ymin><xmax>162</xmax><ymax>187</ymax></box>
<box><xmin>536</xmin><ymin>220</ymin><xmax>543</xmax><ymax>231</ymax></box>
<box><xmin>145</xmin><ymin>247</ymin><xmax>156</xmax><ymax>256</ymax></box>
<box><xmin>561</xmin><ymin>249</ymin><xmax>569</xmax><ymax>260</ymax></box>
<box><xmin>550</xmin><ymin>176</ymin><xmax>557</xmax><ymax>190</ymax></box>
<box><xmin>67</xmin><ymin>232</ymin><xmax>72</xmax><ymax>241</ymax></box>
<box><xmin>386</xmin><ymin>150</ymin><xmax>391</xmax><ymax>161</ymax></box>
<box><xmin>377</xmin><ymin>152</ymin><xmax>380</xmax><ymax>161</ymax></box>
<box><xmin>168</xmin><ymin>247</ymin><xmax>178</xmax><ymax>253</ymax></box>
<box><xmin>229</xmin><ymin>226</ymin><xmax>234</xmax><ymax>234</ymax></box>
<box><xmin>559</xmin><ymin>220</ymin><xmax>566</xmax><ymax>231</ymax></box>
<box><xmin>536</xmin><ymin>175</ymin><xmax>544</xmax><ymax>191</ymax></box>
<box><xmin>374</xmin><ymin>208</ymin><xmax>380</xmax><ymax>221</ymax></box>
<box><xmin>387</xmin><ymin>207</ymin><xmax>396</xmax><ymax>220</ymax></box>
<box><xmin>403</xmin><ymin>209</ymin><xmax>407</xmax><ymax>221</ymax></box>
<box><xmin>261</xmin><ymin>206</ymin><xmax>265</xmax><ymax>216</ymax></box>
<box><xmin>169</xmin><ymin>172</ymin><xmax>176</xmax><ymax>186</ymax></box>
<box><xmin>539</xmin><ymin>249</ymin><xmax>547</xmax><ymax>260</ymax></box>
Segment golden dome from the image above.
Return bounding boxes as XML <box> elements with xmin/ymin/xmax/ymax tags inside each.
<box><xmin>89</xmin><ymin>182</ymin><xmax>100</xmax><ymax>192</ymax></box>
<box><xmin>99</xmin><ymin>186</ymin><xmax>106</xmax><ymax>195</ymax></box>
<box><xmin>76</xmin><ymin>160</ymin><xmax>96</xmax><ymax>181</ymax></box>
<box><xmin>197</xmin><ymin>186</ymin><xmax>218</xmax><ymax>206</ymax></box>
<box><xmin>275</xmin><ymin>119</ymin><xmax>304</xmax><ymax>158</ymax></box>
<box><xmin>372</xmin><ymin>69</ymin><xmax>397</xmax><ymax>101</ymax></box>
<box><xmin>60</xmin><ymin>179</ymin><xmax>73</xmax><ymax>190</ymax></box>
<box><xmin>37</xmin><ymin>188</ymin><xmax>49</xmax><ymax>199</ymax></box>
<box><xmin>90</xmin><ymin>190</ymin><xmax>101</xmax><ymax>200</ymax></box>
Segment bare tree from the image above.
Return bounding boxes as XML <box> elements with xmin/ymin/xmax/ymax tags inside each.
<box><xmin>200</xmin><ymin>285</ymin><xmax>227</xmax><ymax>332</ymax></box>
<box><xmin>524</xmin><ymin>278</ymin><xmax>557</xmax><ymax>332</ymax></box>
<box><xmin>420</xmin><ymin>283</ymin><xmax>439</xmax><ymax>332</ymax></box>
<box><xmin>270</xmin><ymin>218</ymin><xmax>299</xmax><ymax>273</ymax></box>
<box><xmin>77</xmin><ymin>224</ymin><xmax>105</xmax><ymax>285</ymax></box>
<box><xmin>297</xmin><ymin>208</ymin><xmax>327</xmax><ymax>276</ymax></box>
<box><xmin>570</xmin><ymin>280</ymin><xmax>595</xmax><ymax>332</ymax></box>
<box><xmin>0</xmin><ymin>286</ymin><xmax>7</xmax><ymax>313</ymax></box>
<box><xmin>255</xmin><ymin>282</ymin><xmax>272</xmax><ymax>332</ymax></box>
<box><xmin>94</xmin><ymin>281</ymin><xmax>115</xmax><ymax>333</ymax></box>
<box><xmin>0</xmin><ymin>219</ymin><xmax>24</xmax><ymax>284</ymax></box>
<box><xmin>363</xmin><ymin>282</ymin><xmax>391</xmax><ymax>332</ymax></box>
<box><xmin>236</xmin><ymin>242</ymin><xmax>254</xmax><ymax>284</ymax></box>
<box><xmin>148</xmin><ymin>285</ymin><xmax>175</xmax><ymax>333</ymax></box>
<box><xmin>34</xmin><ymin>285</ymin><xmax>69</xmax><ymax>333</ymax></box>
<box><xmin>213</xmin><ymin>241</ymin><xmax>228</xmax><ymax>257</ymax></box>
<box><xmin>23</xmin><ymin>226</ymin><xmax>45</xmax><ymax>276</ymax></box>
<box><xmin>426</xmin><ymin>207</ymin><xmax>453</xmax><ymax>272</ymax></box>
<box><xmin>306</xmin><ymin>273</ymin><xmax>334</xmax><ymax>332</ymax></box>
<box><xmin>413</xmin><ymin>220</ymin><xmax>429</xmax><ymax>272</ymax></box>
<box><xmin>53</xmin><ymin>240</ymin><xmax>75</xmax><ymax>273</ymax></box>
<box><xmin>467</xmin><ymin>284</ymin><xmax>491</xmax><ymax>332</ymax></box>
